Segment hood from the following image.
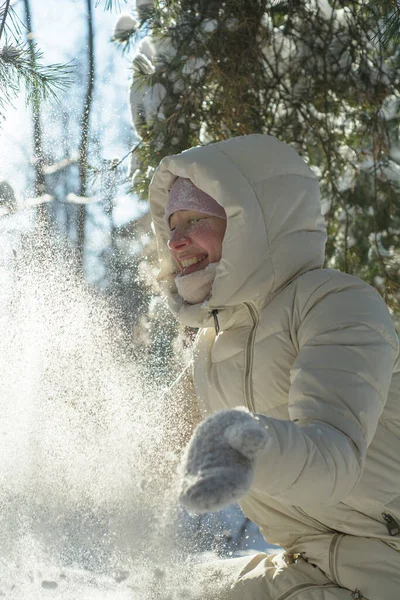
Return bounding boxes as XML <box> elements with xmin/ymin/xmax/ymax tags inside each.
<box><xmin>148</xmin><ymin>134</ymin><xmax>327</xmax><ymax>328</ymax></box>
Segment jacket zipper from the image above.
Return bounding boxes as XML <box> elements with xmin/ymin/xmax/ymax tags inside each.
<box><xmin>328</xmin><ymin>532</ymin><xmax>345</xmax><ymax>585</ymax></box>
<box><xmin>211</xmin><ymin>309</ymin><xmax>220</xmax><ymax>335</ymax></box>
<box><xmin>243</xmin><ymin>302</ymin><xmax>259</xmax><ymax>413</ymax></box>
<box><xmin>382</xmin><ymin>512</ymin><xmax>400</xmax><ymax>536</ymax></box>
<box><xmin>276</xmin><ymin>582</ymin><xmax>337</xmax><ymax>600</ymax></box>
<box><xmin>291</xmin><ymin>505</ymin><xmax>335</xmax><ymax>533</ymax></box>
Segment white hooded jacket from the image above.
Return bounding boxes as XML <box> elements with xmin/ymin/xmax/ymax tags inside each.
<box><xmin>149</xmin><ymin>135</ymin><xmax>400</xmax><ymax>599</ymax></box>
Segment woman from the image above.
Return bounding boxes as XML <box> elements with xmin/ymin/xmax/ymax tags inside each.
<box><xmin>149</xmin><ymin>134</ymin><xmax>400</xmax><ymax>599</ymax></box>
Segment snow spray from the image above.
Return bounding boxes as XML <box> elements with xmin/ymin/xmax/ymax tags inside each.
<box><xmin>0</xmin><ymin>224</ymin><xmax>234</xmax><ymax>599</ymax></box>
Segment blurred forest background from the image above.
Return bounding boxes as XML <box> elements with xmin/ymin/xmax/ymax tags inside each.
<box><xmin>1</xmin><ymin>0</ymin><xmax>400</xmax><ymax>563</ymax></box>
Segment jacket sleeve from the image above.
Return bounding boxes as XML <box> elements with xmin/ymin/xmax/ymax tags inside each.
<box><xmin>251</xmin><ymin>280</ymin><xmax>399</xmax><ymax>507</ymax></box>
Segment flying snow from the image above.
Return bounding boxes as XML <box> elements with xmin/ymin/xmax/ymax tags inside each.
<box><xmin>0</xmin><ymin>226</ymin><xmax>235</xmax><ymax>598</ymax></box>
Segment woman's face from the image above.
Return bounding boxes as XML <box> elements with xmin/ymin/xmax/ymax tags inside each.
<box><xmin>168</xmin><ymin>210</ymin><xmax>226</xmax><ymax>276</ymax></box>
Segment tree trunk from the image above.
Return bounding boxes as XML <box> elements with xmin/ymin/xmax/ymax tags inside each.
<box><xmin>76</xmin><ymin>0</ymin><xmax>95</xmax><ymax>274</ymax></box>
<box><xmin>22</xmin><ymin>0</ymin><xmax>47</xmax><ymax>228</ymax></box>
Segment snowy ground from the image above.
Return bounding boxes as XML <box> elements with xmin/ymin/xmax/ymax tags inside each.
<box><xmin>1</xmin><ymin>550</ymin><xmax>280</xmax><ymax>600</ymax></box>
<box><xmin>1</xmin><ymin>566</ymin><xmax>139</xmax><ymax>600</ymax></box>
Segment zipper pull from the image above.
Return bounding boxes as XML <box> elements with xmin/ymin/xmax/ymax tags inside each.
<box><xmin>211</xmin><ymin>309</ymin><xmax>220</xmax><ymax>335</ymax></box>
<box><xmin>382</xmin><ymin>513</ymin><xmax>400</xmax><ymax>536</ymax></box>
<box><xmin>351</xmin><ymin>591</ymin><xmax>363</xmax><ymax>600</ymax></box>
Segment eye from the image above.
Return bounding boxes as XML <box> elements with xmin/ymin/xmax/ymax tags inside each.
<box><xmin>188</xmin><ymin>217</ymin><xmax>203</xmax><ymax>225</ymax></box>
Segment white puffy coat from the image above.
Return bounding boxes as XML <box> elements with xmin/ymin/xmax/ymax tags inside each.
<box><xmin>149</xmin><ymin>134</ymin><xmax>400</xmax><ymax>599</ymax></box>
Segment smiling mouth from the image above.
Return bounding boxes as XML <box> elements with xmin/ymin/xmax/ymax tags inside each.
<box><xmin>179</xmin><ymin>255</ymin><xmax>208</xmax><ymax>275</ymax></box>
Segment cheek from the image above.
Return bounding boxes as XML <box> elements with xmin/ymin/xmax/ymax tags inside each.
<box><xmin>192</xmin><ymin>222</ymin><xmax>223</xmax><ymax>255</ymax></box>
<box><xmin>193</xmin><ymin>221</ymin><xmax>214</xmax><ymax>242</ymax></box>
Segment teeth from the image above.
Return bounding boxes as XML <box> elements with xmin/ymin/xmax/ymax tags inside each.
<box><xmin>180</xmin><ymin>256</ymin><xmax>206</xmax><ymax>269</ymax></box>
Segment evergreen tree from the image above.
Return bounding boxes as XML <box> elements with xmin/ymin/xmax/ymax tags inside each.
<box><xmin>116</xmin><ymin>0</ymin><xmax>400</xmax><ymax>322</ymax></box>
<box><xmin>0</xmin><ymin>0</ymin><xmax>73</xmax><ymax>123</ymax></box>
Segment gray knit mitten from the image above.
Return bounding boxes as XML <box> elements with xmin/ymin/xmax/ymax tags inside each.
<box><xmin>178</xmin><ymin>408</ymin><xmax>269</xmax><ymax>513</ymax></box>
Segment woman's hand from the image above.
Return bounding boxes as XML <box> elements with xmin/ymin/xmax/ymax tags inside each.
<box><xmin>178</xmin><ymin>408</ymin><xmax>269</xmax><ymax>513</ymax></box>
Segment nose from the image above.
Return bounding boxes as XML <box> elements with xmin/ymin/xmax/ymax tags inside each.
<box><xmin>168</xmin><ymin>228</ymin><xmax>190</xmax><ymax>251</ymax></box>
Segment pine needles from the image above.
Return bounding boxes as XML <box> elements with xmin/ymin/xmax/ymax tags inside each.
<box><xmin>0</xmin><ymin>1</ymin><xmax>74</xmax><ymax>121</ymax></box>
<box><xmin>368</xmin><ymin>0</ymin><xmax>400</xmax><ymax>45</ymax></box>
<box><xmin>0</xmin><ymin>0</ymin><xmax>25</xmax><ymax>44</ymax></box>
<box><xmin>0</xmin><ymin>42</ymin><xmax>74</xmax><ymax>118</ymax></box>
<box><xmin>95</xmin><ymin>0</ymin><xmax>128</xmax><ymax>11</ymax></box>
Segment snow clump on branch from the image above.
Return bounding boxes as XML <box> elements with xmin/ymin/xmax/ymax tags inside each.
<box><xmin>132</xmin><ymin>51</ymin><xmax>155</xmax><ymax>75</ymax></box>
<box><xmin>113</xmin><ymin>13</ymin><xmax>138</xmax><ymax>43</ymax></box>
<box><xmin>138</xmin><ymin>36</ymin><xmax>157</xmax><ymax>62</ymax></box>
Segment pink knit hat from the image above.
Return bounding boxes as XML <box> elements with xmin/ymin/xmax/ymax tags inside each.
<box><xmin>165</xmin><ymin>177</ymin><xmax>226</xmax><ymax>225</ymax></box>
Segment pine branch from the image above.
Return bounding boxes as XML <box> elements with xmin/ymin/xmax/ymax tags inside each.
<box><xmin>0</xmin><ymin>1</ymin><xmax>74</xmax><ymax>126</ymax></box>
<box><xmin>87</xmin><ymin>144</ymin><xmax>142</xmax><ymax>186</ymax></box>
<box><xmin>1</xmin><ymin>4</ymin><xmax>26</xmax><ymax>44</ymax></box>
<box><xmin>376</xmin><ymin>11</ymin><xmax>400</xmax><ymax>44</ymax></box>
<box><xmin>95</xmin><ymin>0</ymin><xmax>128</xmax><ymax>11</ymax></box>
<box><xmin>112</xmin><ymin>13</ymin><xmax>138</xmax><ymax>48</ymax></box>
<box><xmin>0</xmin><ymin>0</ymin><xmax>11</xmax><ymax>42</ymax></box>
<box><xmin>368</xmin><ymin>0</ymin><xmax>400</xmax><ymax>44</ymax></box>
<box><xmin>0</xmin><ymin>42</ymin><xmax>74</xmax><ymax>119</ymax></box>
<box><xmin>43</xmin><ymin>156</ymin><xmax>79</xmax><ymax>175</ymax></box>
